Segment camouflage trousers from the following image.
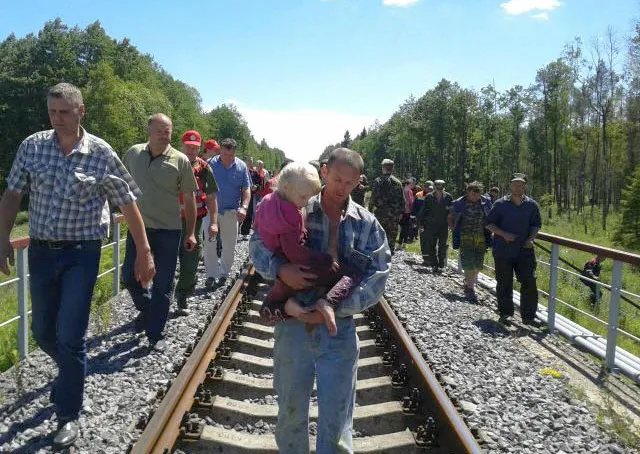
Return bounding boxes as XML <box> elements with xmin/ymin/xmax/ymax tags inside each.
<box><xmin>378</xmin><ymin>217</ymin><xmax>400</xmax><ymax>254</ymax></box>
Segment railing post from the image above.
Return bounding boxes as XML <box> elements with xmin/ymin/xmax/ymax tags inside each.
<box><xmin>16</xmin><ymin>246</ymin><xmax>29</xmax><ymax>360</ymax></box>
<box><xmin>606</xmin><ymin>260</ymin><xmax>624</xmax><ymax>370</ymax></box>
<box><xmin>112</xmin><ymin>215</ymin><xmax>121</xmax><ymax>297</ymax></box>
<box><xmin>547</xmin><ymin>243</ymin><xmax>559</xmax><ymax>332</ymax></box>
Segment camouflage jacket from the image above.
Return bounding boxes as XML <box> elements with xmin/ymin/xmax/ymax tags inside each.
<box><xmin>368</xmin><ymin>174</ymin><xmax>404</xmax><ymax>219</ymax></box>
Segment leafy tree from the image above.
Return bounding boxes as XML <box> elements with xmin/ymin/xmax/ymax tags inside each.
<box><xmin>341</xmin><ymin>130</ymin><xmax>352</xmax><ymax>148</ymax></box>
<box><xmin>615</xmin><ymin>166</ymin><xmax>640</xmax><ymax>249</ymax></box>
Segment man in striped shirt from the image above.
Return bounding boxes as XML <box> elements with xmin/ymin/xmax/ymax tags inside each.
<box><xmin>0</xmin><ymin>83</ymin><xmax>155</xmax><ymax>449</ymax></box>
<box><xmin>249</xmin><ymin>148</ymin><xmax>391</xmax><ymax>453</ymax></box>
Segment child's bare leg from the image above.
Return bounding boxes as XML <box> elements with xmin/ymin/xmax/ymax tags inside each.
<box><xmin>284</xmin><ymin>297</ymin><xmax>307</xmax><ymax>318</ymax></box>
<box><xmin>313</xmin><ymin>298</ymin><xmax>337</xmax><ymax>336</ymax></box>
<box><xmin>260</xmin><ymin>278</ymin><xmax>295</xmax><ymax>321</ymax></box>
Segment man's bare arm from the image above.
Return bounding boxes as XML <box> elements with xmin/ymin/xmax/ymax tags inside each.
<box><xmin>0</xmin><ymin>190</ymin><xmax>24</xmax><ymax>275</ymax></box>
<box><xmin>120</xmin><ymin>202</ymin><xmax>155</xmax><ymax>285</ymax></box>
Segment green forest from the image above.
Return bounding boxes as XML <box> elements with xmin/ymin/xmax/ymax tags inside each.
<box><xmin>0</xmin><ymin>19</ymin><xmax>286</xmax><ymax>189</ymax></box>
<box><xmin>321</xmin><ymin>26</ymin><xmax>640</xmax><ymax>251</ymax></box>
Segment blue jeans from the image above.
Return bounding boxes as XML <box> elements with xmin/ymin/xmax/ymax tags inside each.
<box><xmin>122</xmin><ymin>229</ymin><xmax>181</xmax><ymax>342</ymax></box>
<box><xmin>28</xmin><ymin>240</ymin><xmax>102</xmax><ymax>422</ymax></box>
<box><xmin>273</xmin><ymin>318</ymin><xmax>359</xmax><ymax>454</ymax></box>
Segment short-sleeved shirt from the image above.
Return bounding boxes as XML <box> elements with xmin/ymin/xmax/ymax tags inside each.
<box><xmin>123</xmin><ymin>143</ymin><xmax>198</xmax><ymax>230</ymax></box>
<box><xmin>6</xmin><ymin>128</ymin><xmax>140</xmax><ymax>240</ymax></box>
<box><xmin>485</xmin><ymin>195</ymin><xmax>542</xmax><ymax>259</ymax></box>
<box><xmin>208</xmin><ymin>156</ymin><xmax>251</xmax><ymax>214</ymax></box>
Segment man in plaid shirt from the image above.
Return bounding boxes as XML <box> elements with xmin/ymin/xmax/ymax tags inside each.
<box><xmin>249</xmin><ymin>148</ymin><xmax>391</xmax><ymax>454</ymax></box>
<box><xmin>0</xmin><ymin>83</ymin><xmax>155</xmax><ymax>449</ymax></box>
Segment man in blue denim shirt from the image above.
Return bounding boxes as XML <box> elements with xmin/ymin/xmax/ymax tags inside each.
<box><xmin>485</xmin><ymin>173</ymin><xmax>542</xmax><ymax>326</ymax></box>
<box><xmin>250</xmin><ymin>148</ymin><xmax>391</xmax><ymax>454</ymax></box>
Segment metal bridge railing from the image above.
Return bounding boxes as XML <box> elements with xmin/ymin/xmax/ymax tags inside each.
<box><xmin>451</xmin><ymin>232</ymin><xmax>640</xmax><ymax>381</ymax></box>
<box><xmin>0</xmin><ymin>214</ymin><xmax>126</xmax><ymax>360</ymax></box>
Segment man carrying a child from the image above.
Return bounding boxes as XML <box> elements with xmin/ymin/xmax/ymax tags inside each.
<box><xmin>249</xmin><ymin>147</ymin><xmax>391</xmax><ymax>453</ymax></box>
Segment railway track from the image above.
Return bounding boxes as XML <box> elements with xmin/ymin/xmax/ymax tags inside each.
<box><xmin>129</xmin><ymin>263</ymin><xmax>483</xmax><ymax>453</ymax></box>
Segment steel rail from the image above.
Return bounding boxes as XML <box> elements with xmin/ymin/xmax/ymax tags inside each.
<box><xmin>377</xmin><ymin>297</ymin><xmax>483</xmax><ymax>453</ymax></box>
<box><xmin>131</xmin><ymin>265</ymin><xmax>253</xmax><ymax>454</ymax></box>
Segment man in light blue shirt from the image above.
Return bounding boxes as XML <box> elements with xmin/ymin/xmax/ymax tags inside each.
<box><xmin>250</xmin><ymin>148</ymin><xmax>391</xmax><ymax>453</ymax></box>
<box><xmin>202</xmin><ymin>138</ymin><xmax>251</xmax><ymax>286</ymax></box>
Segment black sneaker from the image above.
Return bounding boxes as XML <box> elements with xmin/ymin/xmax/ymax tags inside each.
<box><xmin>523</xmin><ymin>318</ymin><xmax>543</xmax><ymax>328</ymax></box>
<box><xmin>217</xmin><ymin>277</ymin><xmax>227</xmax><ymax>287</ymax></box>
<box><xmin>53</xmin><ymin>420</ymin><xmax>79</xmax><ymax>449</ymax></box>
<box><xmin>176</xmin><ymin>296</ymin><xmax>190</xmax><ymax>316</ymax></box>
<box><xmin>205</xmin><ymin>277</ymin><xmax>216</xmax><ymax>289</ymax></box>
<box><xmin>498</xmin><ymin>315</ymin><xmax>511</xmax><ymax>326</ymax></box>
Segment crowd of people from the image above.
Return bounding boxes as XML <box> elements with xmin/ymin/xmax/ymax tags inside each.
<box><xmin>359</xmin><ymin>159</ymin><xmax>543</xmax><ymax>326</ymax></box>
<box><xmin>0</xmin><ymin>81</ymin><xmax>551</xmax><ymax>453</ymax></box>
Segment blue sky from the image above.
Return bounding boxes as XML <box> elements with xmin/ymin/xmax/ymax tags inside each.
<box><xmin>0</xmin><ymin>0</ymin><xmax>638</xmax><ymax>160</ymax></box>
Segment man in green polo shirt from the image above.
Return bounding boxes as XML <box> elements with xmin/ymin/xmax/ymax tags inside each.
<box><xmin>122</xmin><ymin>113</ymin><xmax>198</xmax><ymax>351</ymax></box>
<box><xmin>175</xmin><ymin>129</ymin><xmax>219</xmax><ymax>315</ymax></box>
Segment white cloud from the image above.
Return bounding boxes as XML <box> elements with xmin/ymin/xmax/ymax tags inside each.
<box><xmin>234</xmin><ymin>104</ymin><xmax>380</xmax><ymax>162</ymax></box>
<box><xmin>500</xmin><ymin>0</ymin><xmax>561</xmax><ymax>15</ymax></box>
<box><xmin>383</xmin><ymin>0</ymin><xmax>422</xmax><ymax>7</ymax></box>
<box><xmin>532</xmin><ymin>11</ymin><xmax>549</xmax><ymax>20</ymax></box>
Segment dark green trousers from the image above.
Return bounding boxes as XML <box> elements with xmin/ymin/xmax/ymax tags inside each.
<box><xmin>176</xmin><ymin>216</ymin><xmax>203</xmax><ymax>299</ymax></box>
<box><xmin>378</xmin><ymin>217</ymin><xmax>399</xmax><ymax>254</ymax></box>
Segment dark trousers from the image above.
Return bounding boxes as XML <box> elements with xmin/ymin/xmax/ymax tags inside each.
<box><xmin>379</xmin><ymin>218</ymin><xmax>399</xmax><ymax>254</ymax></box>
<box><xmin>122</xmin><ymin>229</ymin><xmax>181</xmax><ymax>342</ymax></box>
<box><xmin>176</xmin><ymin>217</ymin><xmax>203</xmax><ymax>299</ymax></box>
<box><xmin>28</xmin><ymin>240</ymin><xmax>102</xmax><ymax>422</ymax></box>
<box><xmin>582</xmin><ymin>279</ymin><xmax>602</xmax><ymax>304</ymax></box>
<box><xmin>420</xmin><ymin>228</ymin><xmax>427</xmax><ymax>261</ymax></box>
<box><xmin>424</xmin><ymin>226</ymin><xmax>448</xmax><ymax>268</ymax></box>
<box><xmin>240</xmin><ymin>194</ymin><xmax>255</xmax><ymax>236</ymax></box>
<box><xmin>494</xmin><ymin>248</ymin><xmax>539</xmax><ymax>320</ymax></box>
<box><xmin>398</xmin><ymin>213</ymin><xmax>411</xmax><ymax>244</ymax></box>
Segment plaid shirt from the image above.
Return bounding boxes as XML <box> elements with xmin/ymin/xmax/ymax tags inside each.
<box><xmin>6</xmin><ymin>129</ymin><xmax>141</xmax><ymax>240</ymax></box>
<box><xmin>249</xmin><ymin>192</ymin><xmax>391</xmax><ymax>317</ymax></box>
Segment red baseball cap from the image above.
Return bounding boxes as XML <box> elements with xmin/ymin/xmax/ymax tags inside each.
<box><xmin>204</xmin><ymin>139</ymin><xmax>220</xmax><ymax>151</ymax></box>
<box><xmin>182</xmin><ymin>130</ymin><xmax>202</xmax><ymax>146</ymax></box>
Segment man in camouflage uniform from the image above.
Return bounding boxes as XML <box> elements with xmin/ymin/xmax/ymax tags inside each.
<box><xmin>369</xmin><ymin>158</ymin><xmax>404</xmax><ymax>254</ymax></box>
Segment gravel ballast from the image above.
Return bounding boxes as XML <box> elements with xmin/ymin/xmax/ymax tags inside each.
<box><xmin>386</xmin><ymin>251</ymin><xmax>633</xmax><ymax>454</ymax></box>
<box><xmin>0</xmin><ymin>241</ymin><xmax>249</xmax><ymax>453</ymax></box>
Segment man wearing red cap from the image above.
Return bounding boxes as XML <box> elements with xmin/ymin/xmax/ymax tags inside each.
<box><xmin>122</xmin><ymin>114</ymin><xmax>198</xmax><ymax>351</ymax></box>
<box><xmin>175</xmin><ymin>130</ymin><xmax>219</xmax><ymax>315</ymax></box>
<box><xmin>202</xmin><ymin>138</ymin><xmax>220</xmax><ymax>160</ymax></box>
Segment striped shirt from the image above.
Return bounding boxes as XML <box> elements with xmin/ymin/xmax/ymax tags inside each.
<box><xmin>249</xmin><ymin>192</ymin><xmax>391</xmax><ymax>317</ymax></box>
<box><xmin>6</xmin><ymin>129</ymin><xmax>141</xmax><ymax>240</ymax></box>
